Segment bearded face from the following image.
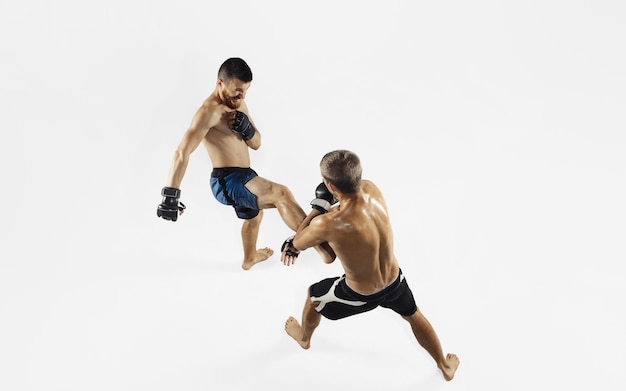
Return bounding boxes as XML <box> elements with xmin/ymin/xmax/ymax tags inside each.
<box><xmin>219</xmin><ymin>78</ymin><xmax>251</xmax><ymax>109</ymax></box>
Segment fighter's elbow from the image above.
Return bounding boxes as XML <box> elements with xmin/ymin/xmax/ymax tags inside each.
<box><xmin>247</xmin><ymin>139</ymin><xmax>261</xmax><ymax>150</ymax></box>
<box><xmin>172</xmin><ymin>149</ymin><xmax>189</xmax><ymax>165</ymax></box>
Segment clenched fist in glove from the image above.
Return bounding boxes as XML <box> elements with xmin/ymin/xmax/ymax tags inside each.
<box><xmin>157</xmin><ymin>187</ymin><xmax>186</xmax><ymax>221</ymax></box>
<box><xmin>231</xmin><ymin>111</ymin><xmax>256</xmax><ymax>140</ymax></box>
<box><xmin>310</xmin><ymin>182</ymin><xmax>336</xmax><ymax>213</ymax></box>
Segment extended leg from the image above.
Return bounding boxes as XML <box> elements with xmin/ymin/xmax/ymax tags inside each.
<box><xmin>402</xmin><ymin>309</ymin><xmax>460</xmax><ymax>381</ymax></box>
<box><xmin>249</xmin><ymin>178</ymin><xmax>336</xmax><ymax>263</ymax></box>
<box><xmin>285</xmin><ymin>287</ymin><xmax>322</xmax><ymax>349</ymax></box>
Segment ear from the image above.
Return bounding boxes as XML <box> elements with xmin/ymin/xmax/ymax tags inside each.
<box><xmin>325</xmin><ymin>180</ymin><xmax>338</xmax><ymax>194</ymax></box>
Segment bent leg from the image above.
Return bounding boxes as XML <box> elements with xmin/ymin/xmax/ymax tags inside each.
<box><xmin>248</xmin><ymin>177</ymin><xmax>335</xmax><ymax>262</ymax></box>
<box><xmin>240</xmin><ymin>210</ymin><xmax>273</xmax><ymax>270</ymax></box>
<box><xmin>402</xmin><ymin>309</ymin><xmax>460</xmax><ymax>381</ymax></box>
<box><xmin>247</xmin><ymin>178</ymin><xmax>303</xmax><ymax>230</ymax></box>
<box><xmin>285</xmin><ymin>287</ymin><xmax>321</xmax><ymax>349</ymax></box>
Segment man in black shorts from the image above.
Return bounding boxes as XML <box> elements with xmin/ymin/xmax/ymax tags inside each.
<box><xmin>280</xmin><ymin>150</ymin><xmax>460</xmax><ymax>381</ymax></box>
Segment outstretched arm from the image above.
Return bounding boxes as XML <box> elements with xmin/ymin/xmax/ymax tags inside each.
<box><xmin>157</xmin><ymin>107</ymin><xmax>219</xmax><ymax>222</ymax></box>
<box><xmin>166</xmin><ymin>108</ymin><xmax>217</xmax><ymax>188</ymax></box>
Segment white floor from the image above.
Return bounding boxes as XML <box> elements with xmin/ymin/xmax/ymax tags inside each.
<box><xmin>2</xmin><ymin>1</ymin><xmax>625</xmax><ymax>390</ymax></box>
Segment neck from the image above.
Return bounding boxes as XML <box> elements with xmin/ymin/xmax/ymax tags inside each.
<box><xmin>336</xmin><ymin>189</ymin><xmax>363</xmax><ymax>205</ymax></box>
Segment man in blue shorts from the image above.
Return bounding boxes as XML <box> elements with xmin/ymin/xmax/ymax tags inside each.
<box><xmin>157</xmin><ymin>57</ymin><xmax>334</xmax><ymax>270</ymax></box>
<box><xmin>280</xmin><ymin>150</ymin><xmax>460</xmax><ymax>381</ymax></box>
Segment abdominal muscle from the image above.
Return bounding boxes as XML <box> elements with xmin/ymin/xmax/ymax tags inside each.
<box><xmin>203</xmin><ymin>128</ymin><xmax>250</xmax><ymax>168</ymax></box>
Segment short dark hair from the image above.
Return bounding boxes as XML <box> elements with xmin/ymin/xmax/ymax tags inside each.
<box><xmin>218</xmin><ymin>58</ymin><xmax>253</xmax><ymax>83</ymax></box>
<box><xmin>320</xmin><ymin>150</ymin><xmax>362</xmax><ymax>194</ymax></box>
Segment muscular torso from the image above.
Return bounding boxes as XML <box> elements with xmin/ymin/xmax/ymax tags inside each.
<box><xmin>201</xmin><ymin>98</ymin><xmax>252</xmax><ymax>168</ymax></box>
<box><xmin>323</xmin><ymin>180</ymin><xmax>400</xmax><ymax>295</ymax></box>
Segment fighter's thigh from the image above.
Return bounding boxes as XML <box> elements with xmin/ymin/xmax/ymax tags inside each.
<box><xmin>245</xmin><ymin>176</ymin><xmax>292</xmax><ymax>208</ymax></box>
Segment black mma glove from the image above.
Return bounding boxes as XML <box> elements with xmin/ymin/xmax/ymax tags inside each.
<box><xmin>281</xmin><ymin>236</ymin><xmax>300</xmax><ymax>258</ymax></box>
<box><xmin>310</xmin><ymin>182</ymin><xmax>336</xmax><ymax>213</ymax></box>
<box><xmin>157</xmin><ymin>187</ymin><xmax>186</xmax><ymax>221</ymax></box>
<box><xmin>231</xmin><ymin>111</ymin><xmax>256</xmax><ymax>140</ymax></box>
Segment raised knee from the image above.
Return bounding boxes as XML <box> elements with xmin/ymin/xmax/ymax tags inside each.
<box><xmin>263</xmin><ymin>180</ymin><xmax>287</xmax><ymax>196</ymax></box>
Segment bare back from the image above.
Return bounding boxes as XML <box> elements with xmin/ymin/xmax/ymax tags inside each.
<box><xmin>315</xmin><ymin>180</ymin><xmax>399</xmax><ymax>294</ymax></box>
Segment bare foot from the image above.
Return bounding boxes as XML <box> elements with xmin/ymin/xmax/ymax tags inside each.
<box><xmin>284</xmin><ymin>316</ymin><xmax>310</xmax><ymax>349</ymax></box>
<box><xmin>439</xmin><ymin>353</ymin><xmax>460</xmax><ymax>381</ymax></box>
<box><xmin>314</xmin><ymin>242</ymin><xmax>336</xmax><ymax>264</ymax></box>
<box><xmin>242</xmin><ymin>247</ymin><xmax>274</xmax><ymax>270</ymax></box>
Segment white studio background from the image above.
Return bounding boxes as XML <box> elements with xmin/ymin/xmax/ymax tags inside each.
<box><xmin>1</xmin><ymin>1</ymin><xmax>625</xmax><ymax>390</ymax></box>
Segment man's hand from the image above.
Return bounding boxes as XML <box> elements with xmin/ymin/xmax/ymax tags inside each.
<box><xmin>231</xmin><ymin>111</ymin><xmax>256</xmax><ymax>140</ymax></box>
<box><xmin>310</xmin><ymin>182</ymin><xmax>336</xmax><ymax>213</ymax></box>
<box><xmin>280</xmin><ymin>236</ymin><xmax>300</xmax><ymax>266</ymax></box>
<box><xmin>157</xmin><ymin>187</ymin><xmax>186</xmax><ymax>221</ymax></box>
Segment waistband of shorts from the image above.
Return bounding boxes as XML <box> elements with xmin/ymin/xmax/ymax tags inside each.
<box><xmin>343</xmin><ymin>269</ymin><xmax>403</xmax><ymax>300</ymax></box>
<box><xmin>211</xmin><ymin>167</ymin><xmax>253</xmax><ymax>178</ymax></box>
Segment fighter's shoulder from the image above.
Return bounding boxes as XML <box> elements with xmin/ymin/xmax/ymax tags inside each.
<box><xmin>362</xmin><ymin>180</ymin><xmax>387</xmax><ymax>206</ymax></box>
<box><xmin>197</xmin><ymin>96</ymin><xmax>223</xmax><ymax>114</ymax></box>
<box><xmin>192</xmin><ymin>98</ymin><xmax>224</xmax><ymax>123</ymax></box>
<box><xmin>308</xmin><ymin>211</ymin><xmax>337</xmax><ymax>234</ymax></box>
<box><xmin>361</xmin><ymin>179</ymin><xmax>381</xmax><ymax>193</ymax></box>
